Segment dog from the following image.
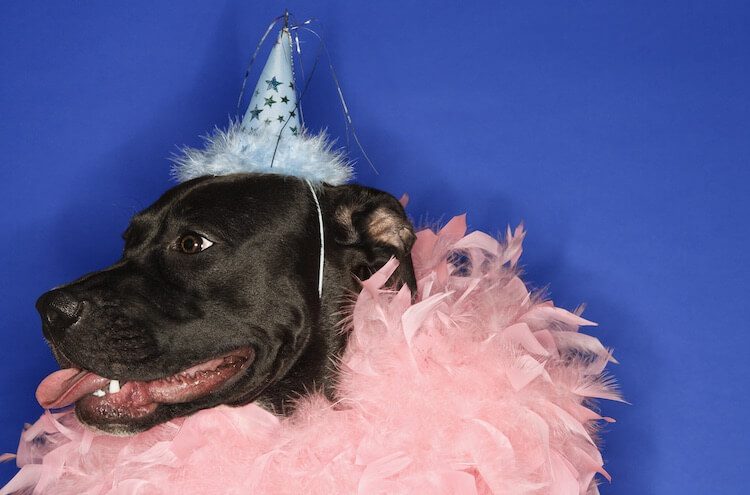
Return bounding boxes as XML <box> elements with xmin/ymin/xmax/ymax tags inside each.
<box><xmin>35</xmin><ymin>173</ymin><xmax>416</xmax><ymax>435</ymax></box>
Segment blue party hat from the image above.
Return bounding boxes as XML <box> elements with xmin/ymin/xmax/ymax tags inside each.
<box><xmin>241</xmin><ymin>28</ymin><xmax>301</xmax><ymax>136</ymax></box>
<box><xmin>173</xmin><ymin>25</ymin><xmax>352</xmax><ymax>185</ymax></box>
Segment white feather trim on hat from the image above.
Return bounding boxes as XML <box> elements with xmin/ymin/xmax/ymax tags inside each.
<box><xmin>171</xmin><ymin>123</ymin><xmax>353</xmax><ymax>185</ymax></box>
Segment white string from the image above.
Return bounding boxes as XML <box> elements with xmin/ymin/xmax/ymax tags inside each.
<box><xmin>305</xmin><ymin>179</ymin><xmax>324</xmax><ymax>298</ymax></box>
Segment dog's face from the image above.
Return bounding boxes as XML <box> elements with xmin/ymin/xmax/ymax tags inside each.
<box><xmin>35</xmin><ymin>173</ymin><xmax>415</xmax><ymax>434</ymax></box>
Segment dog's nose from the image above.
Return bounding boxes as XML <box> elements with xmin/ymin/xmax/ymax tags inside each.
<box><xmin>36</xmin><ymin>290</ymin><xmax>83</xmax><ymax>332</ymax></box>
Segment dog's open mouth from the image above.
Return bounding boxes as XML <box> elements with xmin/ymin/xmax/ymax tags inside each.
<box><xmin>35</xmin><ymin>347</ymin><xmax>255</xmax><ymax>423</ymax></box>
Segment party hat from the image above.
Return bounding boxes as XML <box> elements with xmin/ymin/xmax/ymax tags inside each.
<box><xmin>241</xmin><ymin>28</ymin><xmax>301</xmax><ymax>137</ymax></box>
<box><xmin>172</xmin><ymin>25</ymin><xmax>352</xmax><ymax>185</ymax></box>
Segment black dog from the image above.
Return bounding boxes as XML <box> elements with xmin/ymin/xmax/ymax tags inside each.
<box><xmin>35</xmin><ymin>173</ymin><xmax>416</xmax><ymax>435</ymax></box>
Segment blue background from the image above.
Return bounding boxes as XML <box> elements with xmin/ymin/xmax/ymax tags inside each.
<box><xmin>1</xmin><ymin>1</ymin><xmax>748</xmax><ymax>493</ymax></box>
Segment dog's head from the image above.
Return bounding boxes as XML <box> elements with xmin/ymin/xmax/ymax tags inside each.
<box><xmin>35</xmin><ymin>173</ymin><xmax>415</xmax><ymax>434</ymax></box>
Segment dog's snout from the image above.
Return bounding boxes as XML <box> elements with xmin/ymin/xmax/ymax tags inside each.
<box><xmin>36</xmin><ymin>290</ymin><xmax>84</xmax><ymax>332</ymax></box>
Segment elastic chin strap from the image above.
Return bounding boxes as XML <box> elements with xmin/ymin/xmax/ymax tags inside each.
<box><xmin>305</xmin><ymin>179</ymin><xmax>324</xmax><ymax>298</ymax></box>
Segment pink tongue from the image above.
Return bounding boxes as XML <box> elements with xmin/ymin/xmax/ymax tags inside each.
<box><xmin>36</xmin><ymin>368</ymin><xmax>111</xmax><ymax>409</ymax></box>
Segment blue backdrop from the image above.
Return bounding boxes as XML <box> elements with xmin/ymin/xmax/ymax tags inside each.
<box><xmin>2</xmin><ymin>2</ymin><xmax>748</xmax><ymax>493</ymax></box>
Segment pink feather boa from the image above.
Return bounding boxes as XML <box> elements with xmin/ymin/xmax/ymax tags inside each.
<box><xmin>2</xmin><ymin>215</ymin><xmax>621</xmax><ymax>495</ymax></box>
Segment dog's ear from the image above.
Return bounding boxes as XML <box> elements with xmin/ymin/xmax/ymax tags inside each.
<box><xmin>325</xmin><ymin>185</ymin><xmax>417</xmax><ymax>296</ymax></box>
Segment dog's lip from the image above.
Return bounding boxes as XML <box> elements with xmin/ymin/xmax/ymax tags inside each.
<box><xmin>36</xmin><ymin>347</ymin><xmax>255</xmax><ymax>410</ymax></box>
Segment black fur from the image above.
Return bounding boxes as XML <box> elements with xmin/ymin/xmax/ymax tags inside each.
<box><xmin>36</xmin><ymin>173</ymin><xmax>415</xmax><ymax>434</ymax></box>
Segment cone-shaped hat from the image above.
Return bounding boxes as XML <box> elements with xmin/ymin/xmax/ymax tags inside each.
<box><xmin>172</xmin><ymin>25</ymin><xmax>352</xmax><ymax>185</ymax></box>
<box><xmin>241</xmin><ymin>28</ymin><xmax>301</xmax><ymax>137</ymax></box>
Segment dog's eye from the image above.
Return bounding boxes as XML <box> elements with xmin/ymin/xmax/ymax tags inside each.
<box><xmin>177</xmin><ymin>232</ymin><xmax>214</xmax><ymax>254</ymax></box>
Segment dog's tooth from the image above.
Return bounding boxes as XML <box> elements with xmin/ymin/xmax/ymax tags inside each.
<box><xmin>92</xmin><ymin>389</ymin><xmax>106</xmax><ymax>397</ymax></box>
<box><xmin>108</xmin><ymin>380</ymin><xmax>121</xmax><ymax>394</ymax></box>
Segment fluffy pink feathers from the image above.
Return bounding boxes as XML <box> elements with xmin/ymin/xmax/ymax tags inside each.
<box><xmin>2</xmin><ymin>216</ymin><xmax>621</xmax><ymax>494</ymax></box>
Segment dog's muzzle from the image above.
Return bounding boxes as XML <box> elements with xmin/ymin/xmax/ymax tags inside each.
<box><xmin>34</xmin><ymin>288</ymin><xmax>256</xmax><ymax>428</ymax></box>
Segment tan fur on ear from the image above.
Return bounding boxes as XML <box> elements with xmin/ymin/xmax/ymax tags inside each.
<box><xmin>366</xmin><ymin>207</ymin><xmax>415</xmax><ymax>253</ymax></box>
<box><xmin>333</xmin><ymin>205</ymin><xmax>414</xmax><ymax>252</ymax></box>
<box><xmin>327</xmin><ymin>184</ymin><xmax>418</xmax><ymax>295</ymax></box>
<box><xmin>335</xmin><ymin>206</ymin><xmax>355</xmax><ymax>235</ymax></box>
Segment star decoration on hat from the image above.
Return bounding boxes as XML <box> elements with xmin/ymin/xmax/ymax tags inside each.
<box><xmin>265</xmin><ymin>76</ymin><xmax>283</xmax><ymax>92</ymax></box>
<box><xmin>248</xmin><ymin>105</ymin><xmax>263</xmax><ymax>121</ymax></box>
<box><xmin>281</xmin><ymin>95</ymin><xmax>290</xmax><ymax>104</ymax></box>
<box><xmin>264</xmin><ymin>96</ymin><xmax>277</xmax><ymax>107</ymax></box>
